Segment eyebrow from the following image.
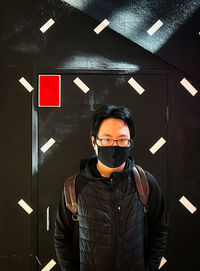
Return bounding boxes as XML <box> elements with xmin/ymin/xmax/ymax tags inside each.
<box><xmin>100</xmin><ymin>134</ymin><xmax>128</xmax><ymax>138</ymax></box>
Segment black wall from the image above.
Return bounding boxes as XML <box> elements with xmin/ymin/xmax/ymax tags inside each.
<box><xmin>1</xmin><ymin>1</ymin><xmax>200</xmax><ymax>270</ymax></box>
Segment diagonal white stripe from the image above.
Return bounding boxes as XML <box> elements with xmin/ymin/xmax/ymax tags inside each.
<box><xmin>40</xmin><ymin>18</ymin><xmax>55</xmax><ymax>33</ymax></box>
<box><xmin>73</xmin><ymin>77</ymin><xmax>90</xmax><ymax>93</ymax></box>
<box><xmin>40</xmin><ymin>138</ymin><xmax>56</xmax><ymax>153</ymax></box>
<box><xmin>128</xmin><ymin>77</ymin><xmax>145</xmax><ymax>95</ymax></box>
<box><xmin>147</xmin><ymin>19</ymin><xmax>163</xmax><ymax>36</ymax></box>
<box><xmin>179</xmin><ymin>196</ymin><xmax>197</xmax><ymax>214</ymax></box>
<box><xmin>19</xmin><ymin>77</ymin><xmax>34</xmax><ymax>92</ymax></box>
<box><xmin>159</xmin><ymin>257</ymin><xmax>167</xmax><ymax>269</ymax></box>
<box><xmin>94</xmin><ymin>19</ymin><xmax>109</xmax><ymax>34</ymax></box>
<box><xmin>18</xmin><ymin>199</ymin><xmax>33</xmax><ymax>214</ymax></box>
<box><xmin>180</xmin><ymin>78</ymin><xmax>198</xmax><ymax>96</ymax></box>
<box><xmin>149</xmin><ymin>137</ymin><xmax>166</xmax><ymax>154</ymax></box>
<box><xmin>41</xmin><ymin>259</ymin><xmax>56</xmax><ymax>271</ymax></box>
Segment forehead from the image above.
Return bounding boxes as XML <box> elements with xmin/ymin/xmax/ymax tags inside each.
<box><xmin>98</xmin><ymin>118</ymin><xmax>130</xmax><ymax>137</ymax></box>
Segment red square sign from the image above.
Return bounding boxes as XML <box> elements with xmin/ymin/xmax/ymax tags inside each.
<box><xmin>38</xmin><ymin>75</ymin><xmax>61</xmax><ymax>107</ymax></box>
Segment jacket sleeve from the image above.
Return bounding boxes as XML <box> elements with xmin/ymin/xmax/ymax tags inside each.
<box><xmin>144</xmin><ymin>171</ymin><xmax>168</xmax><ymax>271</ymax></box>
<box><xmin>54</xmin><ymin>191</ymin><xmax>78</xmax><ymax>271</ymax></box>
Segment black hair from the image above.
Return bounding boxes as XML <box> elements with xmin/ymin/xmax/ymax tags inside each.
<box><xmin>90</xmin><ymin>104</ymin><xmax>135</xmax><ymax>140</ymax></box>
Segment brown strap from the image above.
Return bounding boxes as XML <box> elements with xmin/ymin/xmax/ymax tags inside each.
<box><xmin>64</xmin><ymin>173</ymin><xmax>79</xmax><ymax>217</ymax></box>
<box><xmin>133</xmin><ymin>165</ymin><xmax>149</xmax><ymax>208</ymax></box>
<box><xmin>64</xmin><ymin>165</ymin><xmax>149</xmax><ymax>216</ymax></box>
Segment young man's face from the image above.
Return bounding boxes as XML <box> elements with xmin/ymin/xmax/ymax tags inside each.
<box><xmin>91</xmin><ymin>118</ymin><xmax>131</xmax><ymax>155</ymax></box>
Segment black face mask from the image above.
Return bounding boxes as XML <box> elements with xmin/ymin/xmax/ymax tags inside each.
<box><xmin>97</xmin><ymin>145</ymin><xmax>130</xmax><ymax>168</ymax></box>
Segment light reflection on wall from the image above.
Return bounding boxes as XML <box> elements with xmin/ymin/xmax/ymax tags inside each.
<box><xmin>61</xmin><ymin>54</ymin><xmax>140</xmax><ymax>70</ymax></box>
<box><xmin>62</xmin><ymin>0</ymin><xmax>200</xmax><ymax>53</ymax></box>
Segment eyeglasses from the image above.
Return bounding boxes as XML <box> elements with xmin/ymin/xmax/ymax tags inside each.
<box><xmin>96</xmin><ymin>137</ymin><xmax>132</xmax><ymax>147</ymax></box>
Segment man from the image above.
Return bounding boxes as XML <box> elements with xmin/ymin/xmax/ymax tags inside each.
<box><xmin>54</xmin><ymin>104</ymin><xmax>167</xmax><ymax>271</ymax></box>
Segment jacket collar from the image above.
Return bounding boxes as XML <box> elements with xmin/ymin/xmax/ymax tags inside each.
<box><xmin>81</xmin><ymin>155</ymin><xmax>135</xmax><ymax>185</ymax></box>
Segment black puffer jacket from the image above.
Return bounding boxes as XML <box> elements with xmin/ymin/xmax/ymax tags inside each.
<box><xmin>54</xmin><ymin>156</ymin><xmax>167</xmax><ymax>271</ymax></box>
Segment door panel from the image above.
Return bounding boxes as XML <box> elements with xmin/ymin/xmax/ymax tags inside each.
<box><xmin>36</xmin><ymin>72</ymin><xmax>168</xmax><ymax>271</ymax></box>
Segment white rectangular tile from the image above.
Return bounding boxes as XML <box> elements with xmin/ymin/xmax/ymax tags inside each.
<box><xmin>94</xmin><ymin>19</ymin><xmax>109</xmax><ymax>34</ymax></box>
<box><xmin>18</xmin><ymin>199</ymin><xmax>33</xmax><ymax>214</ymax></box>
<box><xmin>179</xmin><ymin>196</ymin><xmax>197</xmax><ymax>214</ymax></box>
<box><xmin>40</xmin><ymin>18</ymin><xmax>55</xmax><ymax>33</ymax></box>
<box><xmin>159</xmin><ymin>257</ymin><xmax>167</xmax><ymax>269</ymax></box>
<box><xmin>149</xmin><ymin>137</ymin><xmax>166</xmax><ymax>154</ymax></box>
<box><xmin>180</xmin><ymin>78</ymin><xmax>198</xmax><ymax>96</ymax></box>
<box><xmin>147</xmin><ymin>19</ymin><xmax>163</xmax><ymax>36</ymax></box>
<box><xmin>47</xmin><ymin>207</ymin><xmax>50</xmax><ymax>231</ymax></box>
<box><xmin>40</xmin><ymin>138</ymin><xmax>56</xmax><ymax>153</ymax></box>
<box><xmin>19</xmin><ymin>77</ymin><xmax>34</xmax><ymax>92</ymax></box>
<box><xmin>73</xmin><ymin>77</ymin><xmax>90</xmax><ymax>93</ymax></box>
<box><xmin>128</xmin><ymin>77</ymin><xmax>145</xmax><ymax>95</ymax></box>
<box><xmin>41</xmin><ymin>259</ymin><xmax>56</xmax><ymax>271</ymax></box>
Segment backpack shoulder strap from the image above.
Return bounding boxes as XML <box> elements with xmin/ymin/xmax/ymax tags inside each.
<box><xmin>133</xmin><ymin>165</ymin><xmax>149</xmax><ymax>212</ymax></box>
<box><xmin>64</xmin><ymin>166</ymin><xmax>150</xmax><ymax>217</ymax></box>
<box><xmin>64</xmin><ymin>172</ymin><xmax>79</xmax><ymax>221</ymax></box>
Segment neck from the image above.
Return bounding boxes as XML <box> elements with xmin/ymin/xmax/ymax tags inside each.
<box><xmin>96</xmin><ymin>160</ymin><xmax>126</xmax><ymax>177</ymax></box>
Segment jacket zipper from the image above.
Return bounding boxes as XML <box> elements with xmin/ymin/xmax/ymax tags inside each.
<box><xmin>110</xmin><ymin>177</ymin><xmax>117</xmax><ymax>270</ymax></box>
<box><xmin>117</xmin><ymin>205</ymin><xmax>122</xmax><ymax>238</ymax></box>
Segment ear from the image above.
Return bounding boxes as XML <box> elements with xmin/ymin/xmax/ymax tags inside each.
<box><xmin>91</xmin><ymin>136</ymin><xmax>96</xmax><ymax>148</ymax></box>
<box><xmin>91</xmin><ymin>136</ymin><xmax>98</xmax><ymax>155</ymax></box>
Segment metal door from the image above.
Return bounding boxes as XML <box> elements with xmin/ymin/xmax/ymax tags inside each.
<box><xmin>33</xmin><ymin>70</ymin><xmax>169</xmax><ymax>271</ymax></box>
